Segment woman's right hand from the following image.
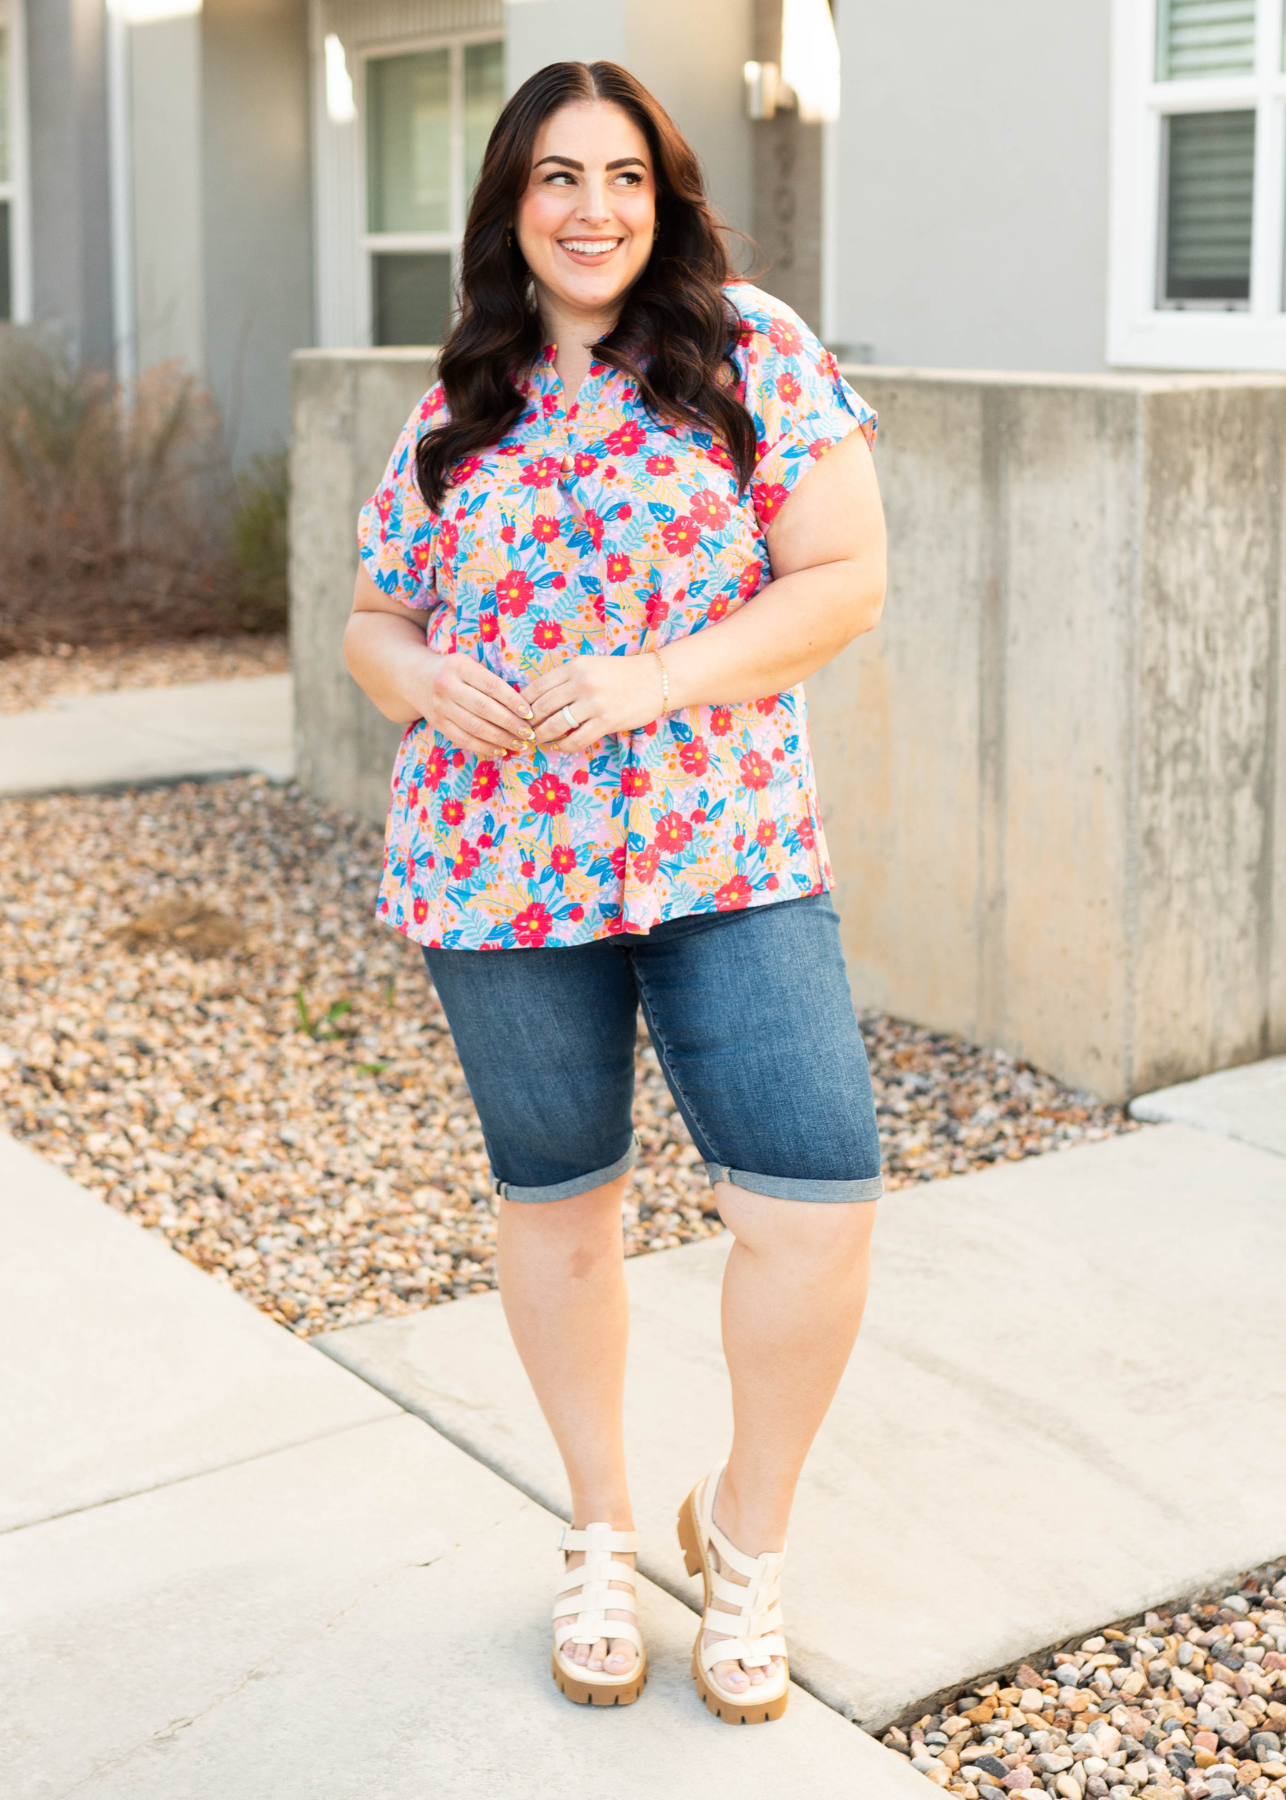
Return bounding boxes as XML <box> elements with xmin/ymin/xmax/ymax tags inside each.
<box><xmin>410</xmin><ymin>650</ymin><xmax>536</xmax><ymax>759</ymax></box>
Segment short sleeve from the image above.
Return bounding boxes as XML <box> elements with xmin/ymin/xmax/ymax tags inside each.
<box><xmin>732</xmin><ymin>287</ymin><xmax>877</xmax><ymax>532</ymax></box>
<box><xmin>356</xmin><ymin>385</ymin><xmax>446</xmax><ymax>610</ymax></box>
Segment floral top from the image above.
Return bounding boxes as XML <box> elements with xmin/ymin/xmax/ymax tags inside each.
<box><xmin>357</xmin><ymin>282</ymin><xmax>875</xmax><ymax>950</ymax></box>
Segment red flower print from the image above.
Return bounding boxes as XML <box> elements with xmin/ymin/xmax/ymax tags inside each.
<box><xmin>688</xmin><ymin>489</ymin><xmax>731</xmax><ymax>530</ymax></box>
<box><xmin>739</xmin><ymin>751</ymin><xmax>773</xmax><ymax>790</ymax></box>
<box><xmin>376</xmin><ymin>487</ymin><xmax>393</xmax><ymax>521</ymax></box>
<box><xmin>605</xmin><ymin>421</ymin><xmax>646</xmax><ymax>456</ymax></box>
<box><xmin>808</xmin><ymin>436</ymin><xmax>834</xmax><ymax>461</ymax></box>
<box><xmin>528</xmin><ymin>772</ymin><xmax>571</xmax><ymax>815</ymax></box>
<box><xmin>438</xmin><ymin>520</ymin><xmax>459</xmax><ymax>557</ymax></box>
<box><xmin>752</xmin><ymin>482</ymin><xmax>790</xmax><ymax>525</ymax></box>
<box><xmin>690</xmin><ymin>807</ymin><xmax>706</xmax><ymax>823</ymax></box>
<box><xmin>796</xmin><ymin>816</ymin><xmax>816</xmax><ymax>850</ymax></box>
<box><xmin>569</xmin><ymin>904</ymin><xmax>585</xmax><ymax>921</ymax></box>
<box><xmin>733</xmin><ymin>834</ymin><xmax>745</xmax><ymax>851</ymax></box>
<box><xmin>406</xmin><ymin>782</ymin><xmax>419</xmax><ymax>808</ymax></box>
<box><xmin>644</xmin><ymin>594</ymin><xmax>669</xmax><ymax>629</ymax></box>
<box><xmin>521</xmin><ymin>859</ymin><xmax>536</xmax><ymax>876</ymax></box>
<box><xmin>519</xmin><ymin>456</ymin><xmax>561</xmax><ymax>488</ymax></box>
<box><xmin>738</xmin><ymin>561</ymin><xmax>763</xmax><ymax>599</ymax></box>
<box><xmin>496</xmin><ymin>571</ymin><xmax>534</xmax><ymax>616</ymax></box>
<box><xmin>633</xmin><ymin>845</ymin><xmax>661</xmax><ymax>884</ymax></box>
<box><xmin>441</xmin><ymin>798</ymin><xmax>465</xmax><ymax>826</ymax></box>
<box><xmin>583</xmin><ymin>510</ymin><xmax>605</xmax><ymax>549</ymax></box>
<box><xmin>531</xmin><ymin>514</ymin><xmax>561</xmax><ymax>543</ymax></box>
<box><xmin>755</xmin><ymin>695</ymin><xmax>778</xmax><ymax>715</ymax></box>
<box><xmin>477</xmin><ymin>833</ymin><xmax>493</xmax><ymax>848</ymax></box>
<box><xmin>704</xmin><ymin>442</ymin><xmax>735</xmax><ymax>471</ymax></box>
<box><xmin>766</xmin><ymin>874</ymin><xmax>780</xmax><ymax>889</ymax></box>
<box><xmin>617</xmin><ymin>504</ymin><xmax>632</xmax><ymax>519</ymax></box>
<box><xmin>653</xmin><ymin>811</ymin><xmax>692</xmax><ymax>854</ymax></box>
<box><xmin>497</xmin><ymin>443</ymin><xmax>524</xmax><ymax>457</ymax></box>
<box><xmin>552</xmin><ymin>574</ymin><xmax>567</xmax><ymax>589</ymax></box>
<box><xmin>533</xmin><ymin>618</ymin><xmax>564</xmax><ymax>650</ymax></box>
<box><xmin>426</xmin><ymin>746</ymin><xmax>450</xmax><ymax>790</ymax></box>
<box><xmin>471</xmin><ymin>761</ymin><xmax>499</xmax><ymax>800</ymax></box>
<box><xmin>452</xmin><ymin>750</ymin><xmax>466</xmax><ymax>766</ymax></box>
<box><xmin>610</xmin><ymin>844</ymin><xmax>627</xmax><ymax>879</ymax></box>
<box><xmin>710</xmin><ymin>707</ymin><xmax>732</xmax><ymax>737</ymax></box>
<box><xmin>572</xmin><ymin>768</ymin><xmax>589</xmax><ymax>785</ymax></box>
<box><xmin>451</xmin><ymin>456</ymin><xmax>483</xmax><ymax>484</ymax></box>
<box><xmin>513</xmin><ymin>903</ymin><xmax>554</xmax><ymax>946</ymax></box>
<box><xmin>478</xmin><ymin>612</ymin><xmax>499</xmax><ymax>643</ymax></box>
<box><xmin>500</xmin><ymin>525</ymin><xmax>515</xmax><ymax>543</ymax></box>
<box><xmin>707</xmin><ymin>594</ymin><xmax>731</xmax><ymax>622</ymax></box>
<box><xmin>772</xmin><ymin>747</ymin><xmax>785</xmax><ymax>760</ymax></box>
<box><xmin>776</xmin><ymin>371</ymin><xmax>801</xmax><ymax>405</ymax></box>
<box><xmin>606</xmin><ymin>554</ymin><xmax>633</xmax><ymax>583</ymax></box>
<box><xmin>550</xmin><ymin>845</ymin><xmax>577</xmax><ymax>874</ymax></box>
<box><xmin>756</xmin><ymin>820</ymin><xmax>777</xmax><ymax>846</ymax></box>
<box><xmin>573</xmin><ymin>452</ymin><xmax>598</xmax><ymax>477</ymax></box>
<box><xmin>592</xmin><ymin>594</ymin><xmax>606</xmax><ymax>624</ymax></box>
<box><xmin>715</xmin><ymin>875</ymin><xmax>753</xmax><ymax>911</ymax></box>
<box><xmin>620</xmin><ymin>766</ymin><xmax>651</xmax><ymax>797</ymax></box>
<box><xmin>413</xmin><ymin>897</ymin><xmax>428</xmax><ymax>924</ymax></box>
<box><xmin>646</xmin><ymin>454</ymin><xmax>676</xmax><ymax>476</ymax></box>
<box><xmin>768</xmin><ymin>318</ymin><xmax>803</xmax><ymax>356</ymax></box>
<box><xmin>453</xmin><ymin>841</ymin><xmax>481</xmax><ymax>879</ymax></box>
<box><xmin>412</xmin><ymin>540</ymin><xmax>430</xmax><ymax>570</ymax></box>
<box><xmin>661</xmin><ymin>515</ymin><xmax>701</xmax><ymax>555</ymax></box>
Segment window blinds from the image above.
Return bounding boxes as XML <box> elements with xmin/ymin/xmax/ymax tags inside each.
<box><xmin>1163</xmin><ymin>110</ymin><xmax>1255</xmax><ymax>302</ymax></box>
<box><xmin>1156</xmin><ymin>0</ymin><xmax>1257</xmax><ymax>80</ymax></box>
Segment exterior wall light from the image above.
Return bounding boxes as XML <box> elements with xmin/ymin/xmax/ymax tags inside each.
<box><xmin>744</xmin><ymin>60</ymin><xmax>783</xmax><ymax>121</ymax></box>
<box><xmin>324</xmin><ymin>32</ymin><xmax>357</xmax><ymax>125</ymax></box>
<box><xmin>780</xmin><ymin>0</ymin><xmax>840</xmax><ymax>123</ymax></box>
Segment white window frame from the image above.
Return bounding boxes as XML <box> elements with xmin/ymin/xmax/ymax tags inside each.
<box><xmin>0</xmin><ymin>0</ymin><xmax>33</xmax><ymax>324</ymax></box>
<box><xmin>356</xmin><ymin>29</ymin><xmax>502</xmax><ymax>346</ymax></box>
<box><xmin>1109</xmin><ymin>0</ymin><xmax>1286</xmax><ymax>368</ymax></box>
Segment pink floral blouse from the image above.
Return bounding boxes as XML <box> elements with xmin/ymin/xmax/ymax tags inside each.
<box><xmin>357</xmin><ymin>282</ymin><xmax>875</xmax><ymax>951</ymax></box>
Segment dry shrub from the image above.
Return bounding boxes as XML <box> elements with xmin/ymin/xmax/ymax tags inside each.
<box><xmin>111</xmin><ymin>899</ymin><xmax>245</xmax><ymax>959</ymax></box>
<box><xmin>0</xmin><ymin>339</ymin><xmax>289</xmax><ymax>655</ymax></box>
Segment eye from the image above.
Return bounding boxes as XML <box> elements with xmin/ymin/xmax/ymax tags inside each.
<box><xmin>613</xmin><ymin>171</ymin><xmax>644</xmax><ymax>187</ymax></box>
<box><xmin>542</xmin><ymin>170</ymin><xmax>575</xmax><ymax>186</ymax></box>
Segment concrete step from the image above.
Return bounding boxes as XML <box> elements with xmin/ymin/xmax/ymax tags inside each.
<box><xmin>0</xmin><ymin>674</ymin><xmax>293</xmax><ymax>797</ymax></box>
<box><xmin>318</xmin><ymin>1122</ymin><xmax>1286</xmax><ymax>1731</ymax></box>
<box><xmin>1131</xmin><ymin>1054</ymin><xmax>1286</xmax><ymax>1160</ymax></box>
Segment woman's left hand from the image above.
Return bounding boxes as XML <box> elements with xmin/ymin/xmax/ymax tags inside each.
<box><xmin>521</xmin><ymin>653</ymin><xmax>668</xmax><ymax>753</ymax></box>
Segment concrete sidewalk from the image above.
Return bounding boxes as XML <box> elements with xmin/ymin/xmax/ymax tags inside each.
<box><xmin>0</xmin><ymin>675</ymin><xmax>293</xmax><ymax>798</ymax></box>
<box><xmin>1131</xmin><ymin>1053</ymin><xmax>1286</xmax><ymax>1159</ymax></box>
<box><xmin>0</xmin><ymin>1133</ymin><xmax>922</xmax><ymax>1799</ymax></box>
<box><xmin>319</xmin><ymin>1119</ymin><xmax>1286</xmax><ymax>1732</ymax></box>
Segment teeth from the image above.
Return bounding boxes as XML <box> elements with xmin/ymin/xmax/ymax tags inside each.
<box><xmin>561</xmin><ymin>240</ymin><xmax>620</xmax><ymax>256</ymax></box>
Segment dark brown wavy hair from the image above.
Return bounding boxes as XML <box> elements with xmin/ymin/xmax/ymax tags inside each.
<box><xmin>415</xmin><ymin>60</ymin><xmax>756</xmax><ymax>511</ymax></box>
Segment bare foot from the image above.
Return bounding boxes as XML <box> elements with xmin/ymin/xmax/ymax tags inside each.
<box><xmin>555</xmin><ymin>1546</ymin><xmax>639</xmax><ymax>1676</ymax></box>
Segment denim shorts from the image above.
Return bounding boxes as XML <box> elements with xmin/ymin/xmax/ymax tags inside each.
<box><xmin>422</xmin><ymin>891</ymin><xmax>882</xmax><ymax>1205</ymax></box>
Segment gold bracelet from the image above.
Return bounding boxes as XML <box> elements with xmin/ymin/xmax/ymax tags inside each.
<box><xmin>654</xmin><ymin>650</ymin><xmax>670</xmax><ymax>717</ymax></box>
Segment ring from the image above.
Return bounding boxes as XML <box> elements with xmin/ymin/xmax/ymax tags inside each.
<box><xmin>561</xmin><ymin>705</ymin><xmax>579</xmax><ymax>731</ymax></box>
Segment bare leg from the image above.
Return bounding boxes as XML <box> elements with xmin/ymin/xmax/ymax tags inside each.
<box><xmin>704</xmin><ymin>1183</ymin><xmax>877</xmax><ymax>1692</ymax></box>
<box><xmin>496</xmin><ymin>1177</ymin><xmax>637</xmax><ymax>1676</ymax></box>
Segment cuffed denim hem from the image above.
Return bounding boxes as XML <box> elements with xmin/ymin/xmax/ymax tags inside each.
<box><xmin>493</xmin><ymin>1134</ymin><xmax>639</xmax><ymax>1204</ymax></box>
<box><xmin>703</xmin><ymin>1161</ymin><xmax>883</xmax><ymax>1203</ymax></box>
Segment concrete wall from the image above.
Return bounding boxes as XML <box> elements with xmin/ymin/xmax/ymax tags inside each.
<box><xmin>832</xmin><ymin>0</ymin><xmax>1112</xmax><ymax>373</ymax></box>
<box><xmin>505</xmin><ymin>0</ymin><xmax>754</xmax><ymax>238</ymax></box>
<box><xmin>201</xmin><ymin>0</ymin><xmax>312</xmax><ymax>460</ymax></box>
<box><xmin>289</xmin><ymin>354</ymin><xmax>1286</xmax><ymax>1100</ymax></box>
<box><xmin>131</xmin><ymin>14</ymin><xmax>206</xmax><ymax>380</ymax></box>
<box><xmin>24</xmin><ymin>0</ymin><xmax>114</xmax><ymax>366</ymax></box>
<box><xmin>288</xmin><ymin>350</ymin><xmax>433</xmax><ymax>821</ymax></box>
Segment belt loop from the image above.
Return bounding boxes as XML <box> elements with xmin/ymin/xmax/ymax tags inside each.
<box><xmin>493</xmin><ymin>1175</ymin><xmax>508</xmax><ymax>1200</ymax></box>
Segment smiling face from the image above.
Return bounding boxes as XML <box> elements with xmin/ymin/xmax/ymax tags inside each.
<box><xmin>515</xmin><ymin>99</ymin><xmax>657</xmax><ymax>337</ymax></box>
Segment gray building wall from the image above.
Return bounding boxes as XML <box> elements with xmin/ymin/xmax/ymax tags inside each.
<box><xmin>24</xmin><ymin>0</ymin><xmax>115</xmax><ymax>367</ymax></box>
<box><xmin>201</xmin><ymin>0</ymin><xmax>313</xmax><ymax>460</ymax></box>
<box><xmin>505</xmin><ymin>0</ymin><xmax>754</xmax><ymax>238</ymax></box>
<box><xmin>832</xmin><ymin>0</ymin><xmax>1112</xmax><ymax>372</ymax></box>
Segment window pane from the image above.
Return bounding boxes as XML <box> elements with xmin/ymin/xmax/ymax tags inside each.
<box><xmin>0</xmin><ymin>25</ymin><xmax>9</xmax><ymax>184</ymax></box>
<box><xmin>373</xmin><ymin>251</ymin><xmax>453</xmax><ymax>345</ymax></box>
<box><xmin>1163</xmin><ymin>110</ymin><xmax>1254</xmax><ymax>303</ymax></box>
<box><xmin>367</xmin><ymin>50</ymin><xmax>451</xmax><ymax>234</ymax></box>
<box><xmin>1157</xmin><ymin>0</ymin><xmax>1256</xmax><ymax>80</ymax></box>
<box><xmin>0</xmin><ymin>200</ymin><xmax>10</xmax><ymax>322</ymax></box>
<box><xmin>464</xmin><ymin>41</ymin><xmax>505</xmax><ymax>203</ymax></box>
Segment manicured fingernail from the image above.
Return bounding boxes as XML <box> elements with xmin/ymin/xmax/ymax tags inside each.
<box><xmin>520</xmin><ymin>726</ymin><xmax>535</xmax><ymax>740</ymax></box>
<box><xmin>524</xmin><ymin>706</ymin><xmax>534</xmax><ymax>720</ymax></box>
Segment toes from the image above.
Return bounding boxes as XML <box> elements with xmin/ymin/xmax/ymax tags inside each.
<box><xmin>746</xmin><ymin>1664</ymin><xmax>765</xmax><ymax>1685</ymax></box>
<box><xmin>713</xmin><ymin>1659</ymin><xmax>749</xmax><ymax>1690</ymax></box>
<box><xmin>586</xmin><ymin>1636</ymin><xmax>609</xmax><ymax>1671</ymax></box>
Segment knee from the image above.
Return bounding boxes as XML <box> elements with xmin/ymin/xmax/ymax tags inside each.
<box><xmin>715</xmin><ymin>1181</ymin><xmax>876</xmax><ymax>1267</ymax></box>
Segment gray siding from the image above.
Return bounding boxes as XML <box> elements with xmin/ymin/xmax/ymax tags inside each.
<box><xmin>832</xmin><ymin>0</ymin><xmax>1111</xmax><ymax>372</ymax></box>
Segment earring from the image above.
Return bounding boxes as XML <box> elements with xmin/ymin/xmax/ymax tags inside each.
<box><xmin>506</xmin><ymin>227</ymin><xmax>513</xmax><ymax>246</ymax></box>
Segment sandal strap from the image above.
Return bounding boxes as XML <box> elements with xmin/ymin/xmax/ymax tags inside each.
<box><xmin>554</xmin><ymin>1559</ymin><xmax>638</xmax><ymax>1599</ymax></box>
<box><xmin>555</xmin><ymin>1616</ymin><xmax>643</xmax><ymax>1654</ymax></box>
<box><xmin>699</xmin><ymin>1631</ymin><xmax>787</xmax><ymax>1674</ymax></box>
<box><xmin>552</xmin><ymin>1579</ymin><xmax>638</xmax><ymax>1619</ymax></box>
<box><xmin>557</xmin><ymin>1524</ymin><xmax>638</xmax><ymax>1554</ymax></box>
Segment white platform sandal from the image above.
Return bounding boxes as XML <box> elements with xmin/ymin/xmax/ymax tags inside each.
<box><xmin>551</xmin><ymin>1522</ymin><xmax>647</xmax><ymax>1706</ymax></box>
<box><xmin>676</xmin><ymin>1464</ymin><xmax>789</xmax><ymax>1723</ymax></box>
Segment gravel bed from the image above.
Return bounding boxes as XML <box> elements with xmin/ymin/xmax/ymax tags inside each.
<box><xmin>0</xmin><ymin>777</ymin><xmax>1135</xmax><ymax>1335</ymax></box>
<box><xmin>0</xmin><ymin>633</ymin><xmax>289</xmax><ymax>713</ymax></box>
<box><xmin>886</xmin><ymin>1561</ymin><xmax>1286</xmax><ymax>1800</ymax></box>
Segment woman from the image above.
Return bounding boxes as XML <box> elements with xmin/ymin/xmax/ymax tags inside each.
<box><xmin>344</xmin><ymin>60</ymin><xmax>886</xmax><ymax>1724</ymax></box>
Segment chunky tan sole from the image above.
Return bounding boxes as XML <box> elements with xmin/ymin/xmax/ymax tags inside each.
<box><xmin>550</xmin><ymin>1647</ymin><xmax>647</xmax><ymax>1707</ymax></box>
<box><xmin>676</xmin><ymin>1484</ymin><xmax>790</xmax><ymax>1724</ymax></box>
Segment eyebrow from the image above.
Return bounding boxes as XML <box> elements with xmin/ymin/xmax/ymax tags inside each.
<box><xmin>533</xmin><ymin>155</ymin><xmax>648</xmax><ymax>172</ymax></box>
